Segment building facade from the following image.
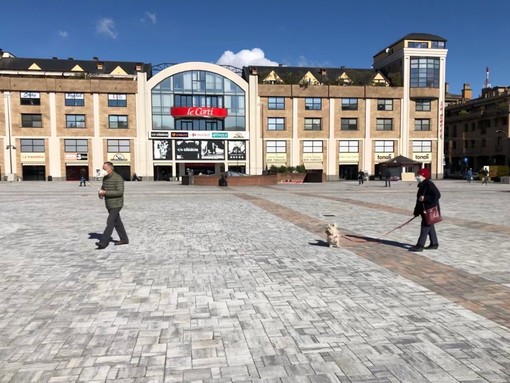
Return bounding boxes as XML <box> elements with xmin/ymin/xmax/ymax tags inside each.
<box><xmin>445</xmin><ymin>85</ymin><xmax>510</xmax><ymax>175</ymax></box>
<box><xmin>1</xmin><ymin>33</ymin><xmax>448</xmax><ymax>181</ymax></box>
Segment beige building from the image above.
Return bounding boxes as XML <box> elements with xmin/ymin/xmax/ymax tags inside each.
<box><xmin>0</xmin><ymin>50</ymin><xmax>148</xmax><ymax>181</ymax></box>
<box><xmin>1</xmin><ymin>33</ymin><xmax>448</xmax><ymax>182</ymax></box>
<box><xmin>445</xmin><ymin>85</ymin><xmax>510</xmax><ymax>175</ymax></box>
<box><xmin>246</xmin><ymin>33</ymin><xmax>448</xmax><ymax>180</ymax></box>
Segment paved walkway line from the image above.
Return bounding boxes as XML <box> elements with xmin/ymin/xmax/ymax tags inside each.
<box><xmin>236</xmin><ymin>192</ymin><xmax>510</xmax><ymax>330</ymax></box>
<box><xmin>294</xmin><ymin>191</ymin><xmax>510</xmax><ymax>236</ymax></box>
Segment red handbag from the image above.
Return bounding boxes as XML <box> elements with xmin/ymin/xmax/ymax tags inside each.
<box><xmin>423</xmin><ymin>205</ymin><xmax>442</xmax><ymax>225</ymax></box>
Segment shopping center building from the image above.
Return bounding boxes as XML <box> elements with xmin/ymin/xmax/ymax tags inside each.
<box><xmin>1</xmin><ymin>33</ymin><xmax>447</xmax><ymax>181</ymax></box>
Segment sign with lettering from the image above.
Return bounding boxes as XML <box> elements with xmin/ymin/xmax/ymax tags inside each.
<box><xmin>374</xmin><ymin>153</ymin><xmax>394</xmax><ymax>162</ymax></box>
<box><xmin>171</xmin><ymin>107</ymin><xmax>228</xmax><ymax>118</ymax></box>
<box><xmin>412</xmin><ymin>153</ymin><xmax>431</xmax><ymax>162</ymax></box>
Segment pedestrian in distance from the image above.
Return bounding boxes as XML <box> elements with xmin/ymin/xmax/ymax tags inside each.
<box><xmin>96</xmin><ymin>161</ymin><xmax>129</xmax><ymax>249</ymax></box>
<box><xmin>466</xmin><ymin>168</ymin><xmax>473</xmax><ymax>183</ymax></box>
<box><xmin>480</xmin><ymin>167</ymin><xmax>489</xmax><ymax>185</ymax></box>
<box><xmin>357</xmin><ymin>170</ymin><xmax>365</xmax><ymax>185</ymax></box>
<box><xmin>79</xmin><ymin>169</ymin><xmax>87</xmax><ymax>187</ymax></box>
<box><xmin>384</xmin><ymin>170</ymin><xmax>391</xmax><ymax>187</ymax></box>
<box><xmin>409</xmin><ymin>168</ymin><xmax>441</xmax><ymax>252</ymax></box>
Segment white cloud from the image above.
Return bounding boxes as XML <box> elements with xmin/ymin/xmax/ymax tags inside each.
<box><xmin>216</xmin><ymin>48</ymin><xmax>278</xmax><ymax>68</ymax></box>
<box><xmin>58</xmin><ymin>30</ymin><xmax>69</xmax><ymax>38</ymax></box>
<box><xmin>145</xmin><ymin>12</ymin><xmax>157</xmax><ymax>24</ymax></box>
<box><xmin>96</xmin><ymin>17</ymin><xmax>118</xmax><ymax>39</ymax></box>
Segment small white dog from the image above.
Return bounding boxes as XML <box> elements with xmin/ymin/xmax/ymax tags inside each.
<box><xmin>325</xmin><ymin>223</ymin><xmax>341</xmax><ymax>248</ymax></box>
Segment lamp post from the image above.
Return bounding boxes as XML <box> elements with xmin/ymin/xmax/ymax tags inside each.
<box><xmin>4</xmin><ymin>92</ymin><xmax>16</xmax><ymax>179</ymax></box>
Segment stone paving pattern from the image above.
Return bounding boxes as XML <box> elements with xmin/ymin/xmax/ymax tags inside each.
<box><xmin>0</xmin><ymin>179</ymin><xmax>510</xmax><ymax>382</ymax></box>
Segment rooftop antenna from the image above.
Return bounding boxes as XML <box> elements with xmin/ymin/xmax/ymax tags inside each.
<box><xmin>484</xmin><ymin>66</ymin><xmax>491</xmax><ymax>89</ymax></box>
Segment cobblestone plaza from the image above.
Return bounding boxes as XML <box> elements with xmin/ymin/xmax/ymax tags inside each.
<box><xmin>1</xmin><ymin>179</ymin><xmax>509</xmax><ymax>382</ymax></box>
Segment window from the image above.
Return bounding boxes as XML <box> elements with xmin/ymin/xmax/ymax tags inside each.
<box><xmin>268</xmin><ymin>97</ymin><xmax>285</xmax><ymax>110</ymax></box>
<box><xmin>108</xmin><ymin>115</ymin><xmax>128</xmax><ymax>129</ymax></box>
<box><xmin>266</xmin><ymin>140</ymin><xmax>286</xmax><ymax>153</ymax></box>
<box><xmin>65</xmin><ymin>93</ymin><xmax>84</xmax><ymax>106</ymax></box>
<box><xmin>412</xmin><ymin>141</ymin><xmax>432</xmax><ymax>153</ymax></box>
<box><xmin>303</xmin><ymin>140</ymin><xmax>323</xmax><ymax>153</ymax></box>
<box><xmin>267</xmin><ymin>117</ymin><xmax>285</xmax><ymax>131</ymax></box>
<box><xmin>408</xmin><ymin>41</ymin><xmax>428</xmax><ymax>48</ymax></box>
<box><xmin>304</xmin><ymin>118</ymin><xmax>321</xmax><ymax>131</ymax></box>
<box><xmin>415</xmin><ymin>99</ymin><xmax>431</xmax><ymax>111</ymax></box>
<box><xmin>21</xmin><ymin>114</ymin><xmax>42</xmax><ymax>128</ymax></box>
<box><xmin>341</xmin><ymin>118</ymin><xmax>358</xmax><ymax>131</ymax></box>
<box><xmin>377</xmin><ymin>99</ymin><xmax>393</xmax><ymax>111</ymax></box>
<box><xmin>64</xmin><ymin>139</ymin><xmax>88</xmax><ymax>152</ymax></box>
<box><xmin>375</xmin><ymin>140</ymin><xmax>394</xmax><ymax>153</ymax></box>
<box><xmin>20</xmin><ymin>138</ymin><xmax>44</xmax><ymax>152</ymax></box>
<box><xmin>107</xmin><ymin>139</ymin><xmax>130</xmax><ymax>153</ymax></box>
<box><xmin>174</xmin><ymin>94</ymin><xmax>223</xmax><ymax>108</ymax></box>
<box><xmin>341</xmin><ymin>98</ymin><xmax>358</xmax><ymax>110</ymax></box>
<box><xmin>66</xmin><ymin>114</ymin><xmax>86</xmax><ymax>128</ymax></box>
<box><xmin>20</xmin><ymin>92</ymin><xmax>41</xmax><ymax>105</ymax></box>
<box><xmin>415</xmin><ymin>119</ymin><xmax>431</xmax><ymax>131</ymax></box>
<box><xmin>339</xmin><ymin>141</ymin><xmax>359</xmax><ymax>153</ymax></box>
<box><xmin>108</xmin><ymin>94</ymin><xmax>127</xmax><ymax>107</ymax></box>
<box><xmin>376</xmin><ymin>118</ymin><xmax>393</xmax><ymax>131</ymax></box>
<box><xmin>431</xmin><ymin>41</ymin><xmax>445</xmax><ymax>49</ymax></box>
<box><xmin>305</xmin><ymin>97</ymin><xmax>321</xmax><ymax>110</ymax></box>
<box><xmin>410</xmin><ymin>57</ymin><xmax>440</xmax><ymax>88</ymax></box>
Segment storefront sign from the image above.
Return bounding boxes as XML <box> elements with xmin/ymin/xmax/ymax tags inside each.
<box><xmin>266</xmin><ymin>153</ymin><xmax>287</xmax><ymax>164</ymax></box>
<box><xmin>303</xmin><ymin>153</ymin><xmax>323</xmax><ymax>163</ymax></box>
<box><xmin>170</xmin><ymin>107</ymin><xmax>228</xmax><ymax>118</ymax></box>
<box><xmin>151</xmin><ymin>131</ymin><xmax>170</xmax><ymax>138</ymax></box>
<box><xmin>374</xmin><ymin>153</ymin><xmax>394</xmax><ymax>162</ymax></box>
<box><xmin>153</xmin><ymin>140</ymin><xmax>172</xmax><ymax>160</ymax></box>
<box><xmin>21</xmin><ymin>153</ymin><xmax>46</xmax><ymax>162</ymax></box>
<box><xmin>65</xmin><ymin>153</ymin><xmax>88</xmax><ymax>161</ymax></box>
<box><xmin>109</xmin><ymin>153</ymin><xmax>131</xmax><ymax>162</ymax></box>
<box><xmin>339</xmin><ymin>153</ymin><xmax>359</xmax><ymax>163</ymax></box>
<box><xmin>412</xmin><ymin>153</ymin><xmax>431</xmax><ymax>162</ymax></box>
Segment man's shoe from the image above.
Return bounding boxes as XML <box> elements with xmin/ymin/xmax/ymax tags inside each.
<box><xmin>425</xmin><ymin>244</ymin><xmax>439</xmax><ymax>250</ymax></box>
<box><xmin>96</xmin><ymin>241</ymin><xmax>108</xmax><ymax>249</ymax></box>
<box><xmin>409</xmin><ymin>245</ymin><xmax>424</xmax><ymax>252</ymax></box>
<box><xmin>114</xmin><ymin>240</ymin><xmax>129</xmax><ymax>246</ymax></box>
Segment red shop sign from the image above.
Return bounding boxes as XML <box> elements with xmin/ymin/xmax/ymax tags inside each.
<box><xmin>171</xmin><ymin>107</ymin><xmax>228</xmax><ymax>118</ymax></box>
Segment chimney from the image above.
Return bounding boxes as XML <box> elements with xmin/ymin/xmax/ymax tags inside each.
<box><xmin>462</xmin><ymin>83</ymin><xmax>472</xmax><ymax>100</ymax></box>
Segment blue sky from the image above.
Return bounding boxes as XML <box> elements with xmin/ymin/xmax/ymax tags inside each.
<box><xmin>1</xmin><ymin>0</ymin><xmax>509</xmax><ymax>96</ymax></box>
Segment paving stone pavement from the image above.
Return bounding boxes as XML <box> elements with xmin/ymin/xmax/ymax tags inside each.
<box><xmin>0</xmin><ymin>179</ymin><xmax>510</xmax><ymax>383</ymax></box>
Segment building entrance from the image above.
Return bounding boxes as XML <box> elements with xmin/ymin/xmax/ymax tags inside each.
<box><xmin>339</xmin><ymin>165</ymin><xmax>358</xmax><ymax>180</ymax></box>
<box><xmin>66</xmin><ymin>165</ymin><xmax>89</xmax><ymax>181</ymax></box>
<box><xmin>22</xmin><ymin>165</ymin><xmax>46</xmax><ymax>181</ymax></box>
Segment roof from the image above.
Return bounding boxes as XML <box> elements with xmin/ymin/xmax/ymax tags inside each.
<box><xmin>380</xmin><ymin>155</ymin><xmax>422</xmax><ymax>166</ymax></box>
<box><xmin>373</xmin><ymin>33</ymin><xmax>447</xmax><ymax>57</ymax></box>
<box><xmin>242</xmin><ymin>66</ymin><xmax>389</xmax><ymax>86</ymax></box>
<box><xmin>0</xmin><ymin>56</ymin><xmax>152</xmax><ymax>77</ymax></box>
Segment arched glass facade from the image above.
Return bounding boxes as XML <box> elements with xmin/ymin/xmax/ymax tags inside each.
<box><xmin>151</xmin><ymin>70</ymin><xmax>246</xmax><ymax>131</ymax></box>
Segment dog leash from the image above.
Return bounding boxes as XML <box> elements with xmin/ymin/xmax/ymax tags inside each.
<box><xmin>376</xmin><ymin>216</ymin><xmax>417</xmax><ymax>240</ymax></box>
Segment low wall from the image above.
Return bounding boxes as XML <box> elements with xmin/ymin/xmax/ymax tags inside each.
<box><xmin>191</xmin><ymin>175</ymin><xmax>277</xmax><ymax>186</ymax></box>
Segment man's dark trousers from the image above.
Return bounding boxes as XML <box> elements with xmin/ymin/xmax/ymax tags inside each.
<box><xmin>102</xmin><ymin>207</ymin><xmax>128</xmax><ymax>243</ymax></box>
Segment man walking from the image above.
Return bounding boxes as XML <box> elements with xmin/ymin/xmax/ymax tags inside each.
<box><xmin>96</xmin><ymin>161</ymin><xmax>129</xmax><ymax>249</ymax></box>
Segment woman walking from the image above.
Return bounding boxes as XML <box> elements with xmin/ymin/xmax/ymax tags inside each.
<box><xmin>409</xmin><ymin>168</ymin><xmax>441</xmax><ymax>252</ymax></box>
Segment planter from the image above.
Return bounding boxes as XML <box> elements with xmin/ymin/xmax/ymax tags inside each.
<box><xmin>276</xmin><ymin>172</ymin><xmax>306</xmax><ymax>184</ymax></box>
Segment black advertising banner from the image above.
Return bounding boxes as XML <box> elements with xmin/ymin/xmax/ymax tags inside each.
<box><xmin>201</xmin><ymin>140</ymin><xmax>225</xmax><ymax>160</ymax></box>
<box><xmin>228</xmin><ymin>141</ymin><xmax>246</xmax><ymax>161</ymax></box>
<box><xmin>175</xmin><ymin>140</ymin><xmax>201</xmax><ymax>160</ymax></box>
<box><xmin>153</xmin><ymin>140</ymin><xmax>172</xmax><ymax>160</ymax></box>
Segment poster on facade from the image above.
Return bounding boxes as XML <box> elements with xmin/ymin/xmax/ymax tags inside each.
<box><xmin>153</xmin><ymin>140</ymin><xmax>172</xmax><ymax>160</ymax></box>
<box><xmin>200</xmin><ymin>140</ymin><xmax>225</xmax><ymax>160</ymax></box>
<box><xmin>175</xmin><ymin>140</ymin><xmax>201</xmax><ymax>160</ymax></box>
<box><xmin>228</xmin><ymin>141</ymin><xmax>246</xmax><ymax>161</ymax></box>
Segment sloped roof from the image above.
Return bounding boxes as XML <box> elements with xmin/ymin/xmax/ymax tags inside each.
<box><xmin>242</xmin><ymin>66</ymin><xmax>390</xmax><ymax>86</ymax></box>
<box><xmin>380</xmin><ymin>155</ymin><xmax>422</xmax><ymax>166</ymax></box>
<box><xmin>0</xmin><ymin>56</ymin><xmax>152</xmax><ymax>76</ymax></box>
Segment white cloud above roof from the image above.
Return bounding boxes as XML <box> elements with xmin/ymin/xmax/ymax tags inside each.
<box><xmin>96</xmin><ymin>17</ymin><xmax>118</xmax><ymax>39</ymax></box>
<box><xmin>216</xmin><ymin>48</ymin><xmax>278</xmax><ymax>68</ymax></box>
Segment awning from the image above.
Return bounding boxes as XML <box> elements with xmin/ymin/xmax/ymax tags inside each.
<box><xmin>22</xmin><ymin>163</ymin><xmax>45</xmax><ymax>166</ymax></box>
<box><xmin>305</xmin><ymin>163</ymin><xmax>324</xmax><ymax>170</ymax></box>
<box><xmin>66</xmin><ymin>163</ymin><xmax>89</xmax><ymax>166</ymax></box>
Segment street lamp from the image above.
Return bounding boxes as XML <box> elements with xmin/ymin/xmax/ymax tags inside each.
<box><xmin>4</xmin><ymin>92</ymin><xmax>16</xmax><ymax>179</ymax></box>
